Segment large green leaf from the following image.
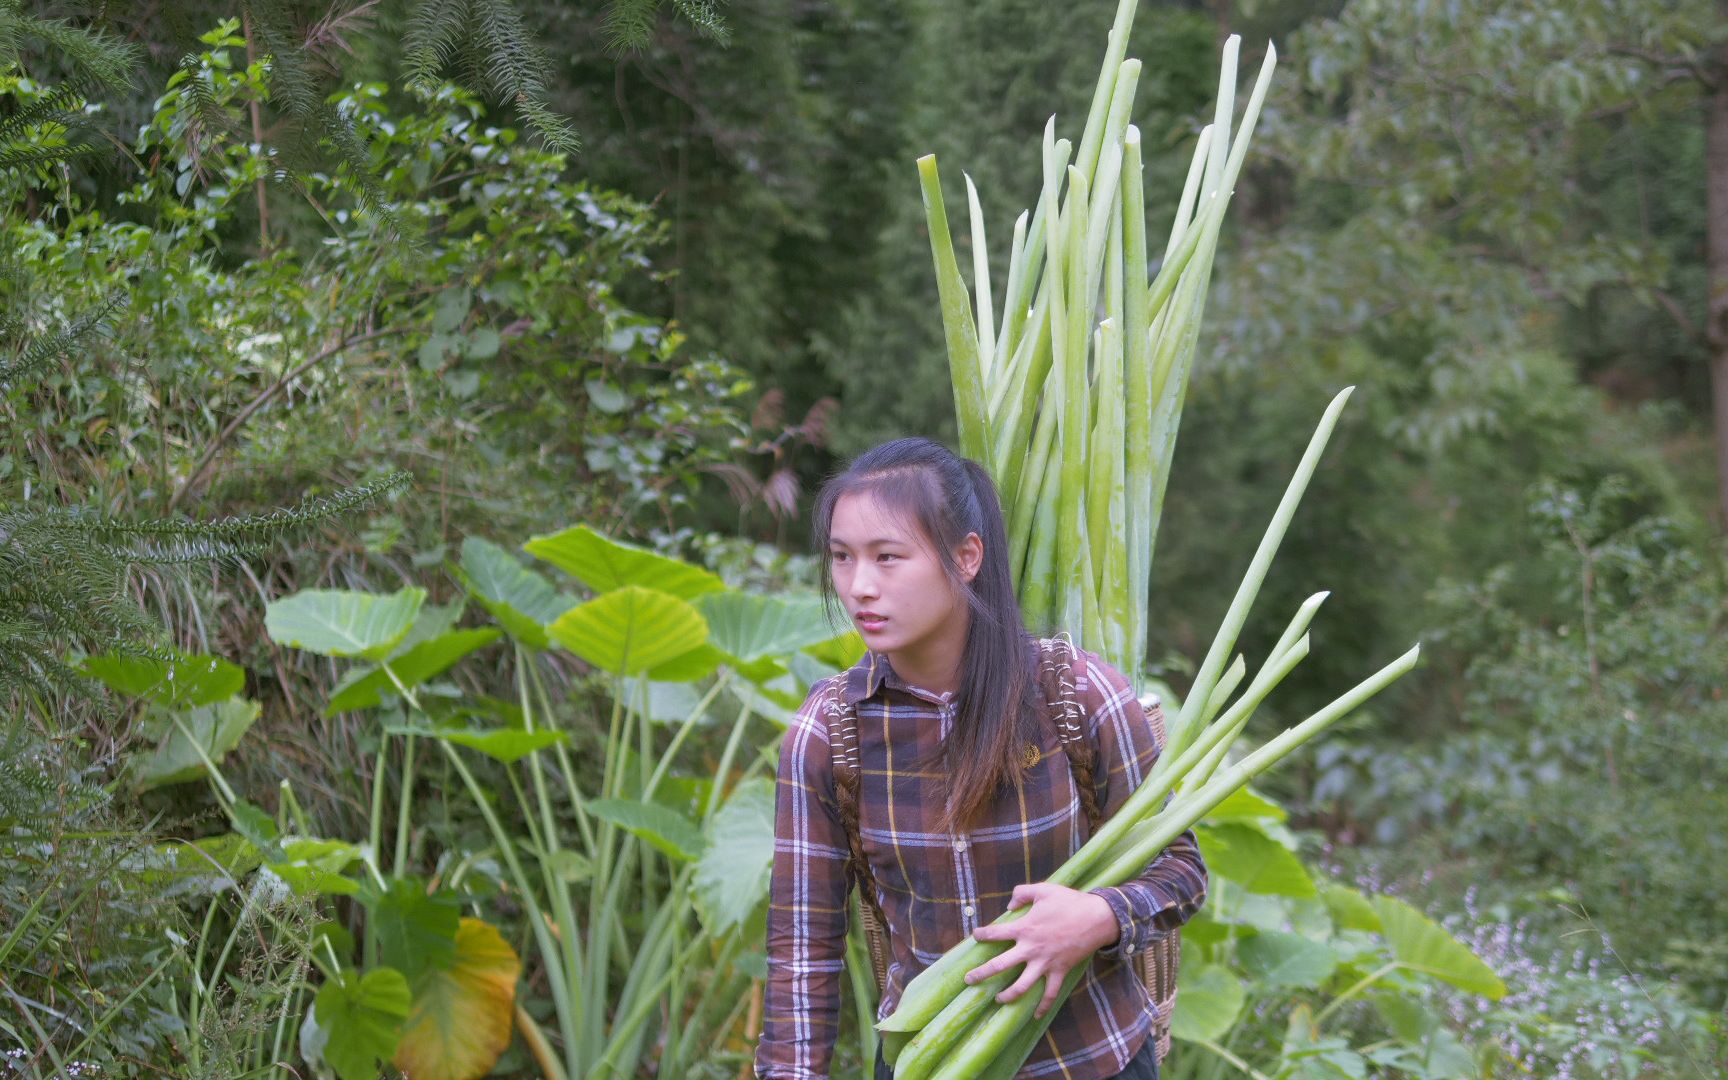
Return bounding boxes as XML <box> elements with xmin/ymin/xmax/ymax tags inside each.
<box><xmin>455</xmin><ymin>536</ymin><xmax>577</xmax><ymax>650</ymax></box>
<box><xmin>524</xmin><ymin>524</ymin><xmax>724</xmax><ymax>599</ymax></box>
<box><xmin>394</xmin><ymin>918</ymin><xmax>521</xmax><ymax>1080</ymax></box>
<box><xmin>1238</xmin><ymin>929</ymin><xmax>1339</xmax><ymax>989</ymax></box>
<box><xmin>587</xmin><ymin>798</ymin><xmax>706</xmax><ymax>861</ymax></box>
<box><xmin>694</xmin><ymin>779</ymin><xmax>776</xmax><ymax>934</ymax></box>
<box><xmin>82</xmin><ymin>651</ymin><xmax>243</xmax><ymax>708</ymax></box>
<box><xmin>695</xmin><ymin>591</ymin><xmax>844</xmax><ymax>663</ymax></box>
<box><xmin>306</xmin><ymin>967</ymin><xmax>412</xmax><ymax>1080</ymax></box>
<box><xmin>386</xmin><ymin>723</ymin><xmax>567</xmax><ymax>764</ymax></box>
<box><xmin>266</xmin><ymin>587</ymin><xmax>425</xmax><ymax>660</ymax></box>
<box><xmin>394</xmin><ymin>600</ymin><xmax>465</xmax><ymax>652</ymax></box>
<box><xmin>325</xmin><ymin>628</ymin><xmax>501</xmax><ymax>714</ymax></box>
<box><xmin>547</xmin><ymin>586</ymin><xmax>709</xmax><ymax>674</ymax></box>
<box><xmin>143</xmin><ymin>833</ymin><xmax>262</xmax><ymax>894</ymax></box>
<box><xmin>1196</xmin><ymin>822</ymin><xmax>1315</xmax><ymax>897</ymax></box>
<box><xmin>266</xmin><ymin>838</ymin><xmax>363</xmax><ymax>897</ymax></box>
<box><xmin>134</xmin><ymin>698</ymin><xmax>260</xmax><ymax>789</ymax></box>
<box><xmin>363</xmin><ymin>877</ymin><xmax>461</xmax><ymax>982</ymax></box>
<box><xmin>1372</xmin><ymin>896</ymin><xmax>1506</xmax><ymax>999</ymax></box>
<box><xmin>802</xmin><ymin>630</ymin><xmax>866</xmax><ymax>670</ymax></box>
<box><xmin>1320</xmin><ymin>883</ymin><xmax>1382</xmax><ymax>932</ymax></box>
<box><xmin>1203</xmin><ymin>785</ymin><xmax>1287</xmax><ymax>823</ymax></box>
<box><xmin>1170</xmin><ymin>964</ymin><xmax>1245</xmax><ymax>1042</ymax></box>
<box><xmin>646</xmin><ymin>642</ymin><xmax>728</xmax><ymax>683</ymax></box>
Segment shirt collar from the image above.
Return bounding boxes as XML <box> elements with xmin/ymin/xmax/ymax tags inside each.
<box><xmin>841</xmin><ymin>650</ymin><xmax>952</xmax><ymax>707</ymax></box>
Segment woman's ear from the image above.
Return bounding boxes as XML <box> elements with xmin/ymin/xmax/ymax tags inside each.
<box><xmin>955</xmin><ymin>532</ymin><xmax>984</xmax><ymax>584</ymax></box>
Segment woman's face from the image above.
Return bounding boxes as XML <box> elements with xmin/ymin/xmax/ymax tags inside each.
<box><xmin>828</xmin><ymin>491</ymin><xmax>980</xmax><ymax>660</ymax></box>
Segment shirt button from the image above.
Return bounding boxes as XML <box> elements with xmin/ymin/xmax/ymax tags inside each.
<box><xmin>963</xmin><ymin>905</ymin><xmax>975</xmax><ymax>918</ymax></box>
<box><xmin>953</xmin><ymin>839</ymin><xmax>968</xmax><ymax>852</ymax></box>
<box><xmin>1124</xmin><ymin>943</ymin><xmax>1135</xmax><ymax>955</ymax></box>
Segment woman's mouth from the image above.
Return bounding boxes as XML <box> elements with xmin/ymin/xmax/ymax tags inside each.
<box><xmin>855</xmin><ymin>613</ymin><xmax>888</xmax><ymax>633</ymax></box>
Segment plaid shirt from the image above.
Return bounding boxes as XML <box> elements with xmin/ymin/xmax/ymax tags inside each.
<box><xmin>756</xmin><ymin>639</ymin><xmax>1208</xmax><ymax>1080</ymax></box>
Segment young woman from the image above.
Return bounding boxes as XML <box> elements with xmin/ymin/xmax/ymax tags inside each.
<box><xmin>754</xmin><ymin>438</ymin><xmax>1207</xmax><ymax>1080</ymax></box>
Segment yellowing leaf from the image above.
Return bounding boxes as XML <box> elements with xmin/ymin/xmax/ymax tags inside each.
<box><xmin>394</xmin><ymin>918</ymin><xmax>521</xmax><ymax>1080</ymax></box>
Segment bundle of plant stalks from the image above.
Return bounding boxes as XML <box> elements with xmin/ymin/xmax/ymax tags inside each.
<box><xmin>886</xmin><ymin>0</ymin><xmax>1424</xmax><ymax>1075</ymax></box>
<box><xmin>921</xmin><ymin>0</ymin><xmax>1275</xmax><ymax>695</ymax></box>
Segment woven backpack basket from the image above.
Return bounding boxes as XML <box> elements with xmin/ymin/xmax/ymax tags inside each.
<box><xmin>825</xmin><ymin>639</ymin><xmax>1179</xmax><ymax>1067</ymax></box>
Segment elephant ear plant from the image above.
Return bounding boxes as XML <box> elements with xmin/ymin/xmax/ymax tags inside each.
<box><xmin>884</xmin><ymin>1</ymin><xmax>1448</xmax><ymax>1075</ymax></box>
<box><xmin>252</xmin><ymin>526</ymin><xmax>861</xmax><ymax>1080</ymax></box>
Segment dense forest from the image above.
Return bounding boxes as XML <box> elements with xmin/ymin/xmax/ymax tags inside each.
<box><xmin>3</xmin><ymin>0</ymin><xmax>1724</xmax><ymax>1076</ymax></box>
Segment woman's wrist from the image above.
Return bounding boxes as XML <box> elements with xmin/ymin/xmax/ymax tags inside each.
<box><xmin>1076</xmin><ymin>890</ymin><xmax>1120</xmax><ymax>952</ymax></box>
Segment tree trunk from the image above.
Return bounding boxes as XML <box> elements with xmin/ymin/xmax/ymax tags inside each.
<box><xmin>1708</xmin><ymin>0</ymin><xmax>1728</xmax><ymax>530</ymax></box>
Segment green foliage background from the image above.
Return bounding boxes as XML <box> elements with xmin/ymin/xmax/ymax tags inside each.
<box><xmin>3</xmin><ymin>0</ymin><xmax>1725</xmax><ymax>1075</ymax></box>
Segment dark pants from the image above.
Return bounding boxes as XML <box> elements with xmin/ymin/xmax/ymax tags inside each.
<box><xmin>872</xmin><ymin>1034</ymin><xmax>1159</xmax><ymax>1079</ymax></box>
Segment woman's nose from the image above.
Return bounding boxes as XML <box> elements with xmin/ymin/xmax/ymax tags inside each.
<box><xmin>849</xmin><ymin>564</ymin><xmax>879</xmax><ymax>600</ymax></box>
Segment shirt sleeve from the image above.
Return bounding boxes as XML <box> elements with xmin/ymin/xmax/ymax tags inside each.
<box><xmin>755</xmin><ymin>678</ymin><xmax>854</xmax><ymax>1080</ymax></box>
<box><xmin>1074</xmin><ymin>649</ymin><xmax>1209</xmax><ymax>960</ymax></box>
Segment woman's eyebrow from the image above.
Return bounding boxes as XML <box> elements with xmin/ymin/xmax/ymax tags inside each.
<box><xmin>828</xmin><ymin>536</ymin><xmax>905</xmax><ymax>549</ymax></box>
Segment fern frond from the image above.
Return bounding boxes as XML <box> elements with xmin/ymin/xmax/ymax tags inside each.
<box><xmin>59</xmin><ymin>469</ymin><xmax>412</xmax><ymax>562</ymax></box>
<box><xmin>0</xmin><ymin>1</ymin><xmax>22</xmax><ymax>70</ymax></box>
<box><xmin>670</xmin><ymin>0</ymin><xmax>730</xmax><ymax>44</ymax></box>
<box><xmin>0</xmin><ymin>719</ymin><xmax>62</xmax><ymax>824</ymax></box>
<box><xmin>472</xmin><ymin>0</ymin><xmax>579</xmax><ymax>153</ymax></box>
<box><xmin>0</xmin><ymin>293</ymin><xmax>124</xmax><ymax>390</ymax></box>
<box><xmin>0</xmin><ymin>72</ymin><xmax>110</xmax><ymax>173</ymax></box>
<box><xmin>0</xmin><ymin>4</ymin><xmax>139</xmax><ymax>92</ymax></box>
<box><xmin>601</xmin><ymin>0</ymin><xmax>657</xmax><ymax>53</ymax></box>
<box><xmin>242</xmin><ymin>0</ymin><xmax>321</xmax><ymax>121</ymax></box>
<box><xmin>315</xmin><ymin>102</ymin><xmax>412</xmax><ymax>237</ymax></box>
<box><xmin>404</xmin><ymin>0</ymin><xmax>471</xmax><ymax>91</ymax></box>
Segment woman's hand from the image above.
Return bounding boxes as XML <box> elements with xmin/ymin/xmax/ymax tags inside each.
<box><xmin>963</xmin><ymin>882</ymin><xmax>1120</xmax><ymax>1019</ymax></box>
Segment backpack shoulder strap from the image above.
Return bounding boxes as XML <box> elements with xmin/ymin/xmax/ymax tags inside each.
<box><xmin>823</xmin><ymin>678</ymin><xmax>891</xmax><ymax>994</ymax></box>
<box><xmin>1038</xmin><ymin>635</ymin><xmax>1106</xmax><ymax>833</ymax></box>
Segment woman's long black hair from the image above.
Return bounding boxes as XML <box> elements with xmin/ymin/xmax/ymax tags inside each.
<box><xmin>813</xmin><ymin>437</ymin><xmax>1041</xmax><ymax>835</ymax></box>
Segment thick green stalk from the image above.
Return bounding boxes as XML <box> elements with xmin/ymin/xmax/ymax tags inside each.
<box><xmin>1054</xmin><ymin>165</ymin><xmax>1092</xmax><ymax>639</ymax></box>
<box><xmin>971</xmin><ymin>966</ymin><xmax>1084</xmax><ymax>1080</ymax></box>
<box><xmin>1164</xmin><ymin>386</ymin><xmax>1356</xmax><ymax>760</ymax></box>
<box><xmin>1121</xmin><ymin>124</ymin><xmax>1152</xmax><ymax>681</ymax></box>
<box><xmin>928</xmin><ymin>965</ymin><xmax>1088</xmax><ymax>1080</ymax></box>
<box><xmin>1084</xmin><ymin>645</ymin><xmax>1421</xmax><ymax>888</ymax></box>
<box><xmin>1162</xmin><ymin>124</ymin><xmax>1213</xmax><ymax>263</ymax></box>
<box><xmin>1199</xmin><ymin>653</ymin><xmax>1246</xmax><ymax>729</ymax></box>
<box><xmin>1018</xmin><ymin>436</ymin><xmax>1062</xmax><ymax>631</ymax></box>
<box><xmin>1201</xmin><ymin>35</ymin><xmax>1239</xmax><ymax>200</ymax></box>
<box><xmin>966</xmin><ymin>173</ymin><xmax>996</xmax><ymax>386</ymax></box>
<box><xmin>1090</xmin><ymin>631</ymin><xmax>1310</xmax><ymax>872</ymax></box>
<box><xmin>994</xmin><ymin>209</ymin><xmax>1031</xmax><ymax>375</ymax></box>
<box><xmin>1009</xmin><ymin>387</ymin><xmax>1059</xmax><ymax>584</ymax></box>
<box><xmin>1088</xmin><ymin>317</ymin><xmax>1131</xmax><ymax>667</ymax></box>
<box><xmin>918</xmin><ymin>155</ymin><xmax>989</xmax><ymax>467</ymax></box>
<box><xmin>993</xmin><ymin>292</ymin><xmax>1053</xmax><ymax>509</ymax></box>
<box><xmin>891</xmin><ymin>970</ymin><xmax>1013</xmax><ymax>1080</ymax></box>
<box><xmin>1072</xmin><ymin>0</ymin><xmax>1144</xmax><ymax>182</ymax></box>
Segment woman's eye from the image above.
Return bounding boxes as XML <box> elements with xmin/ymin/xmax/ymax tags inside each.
<box><xmin>877</xmin><ymin>553</ymin><xmax>899</xmax><ymax>563</ymax></box>
<box><xmin>830</xmin><ymin>551</ymin><xmax>849</xmax><ymax>563</ymax></box>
